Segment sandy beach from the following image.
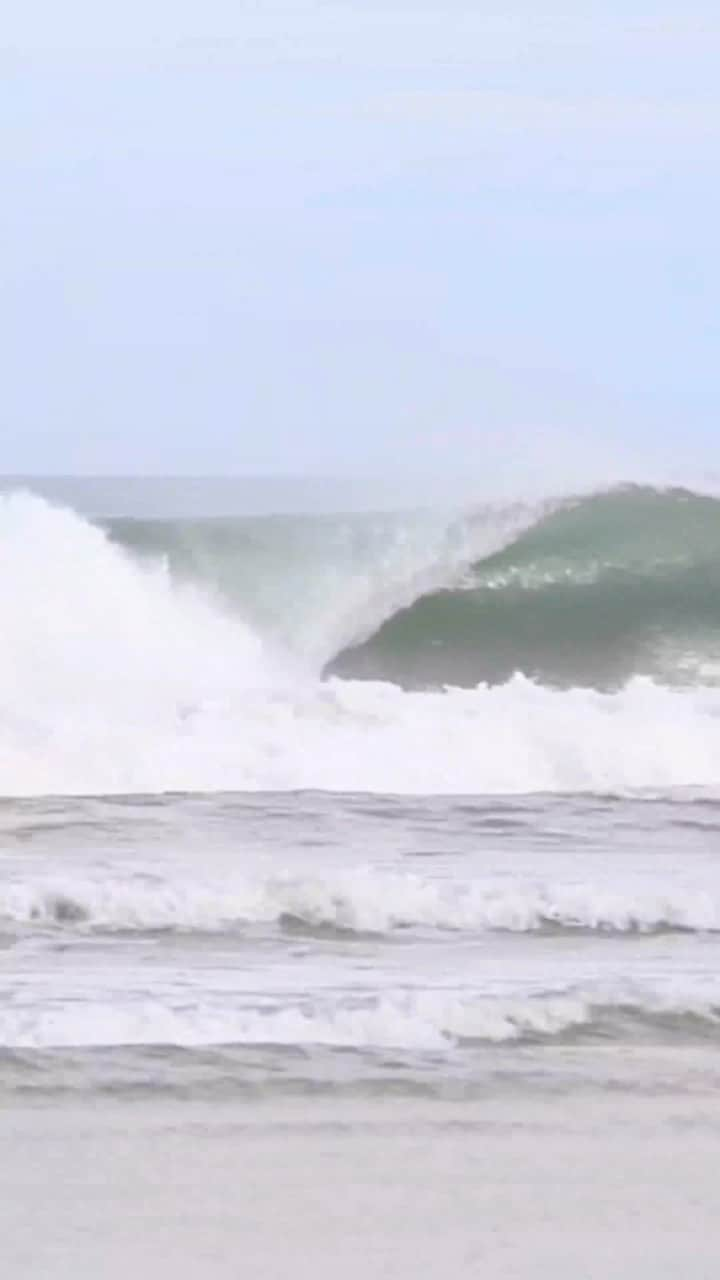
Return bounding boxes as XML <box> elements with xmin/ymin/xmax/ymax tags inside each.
<box><xmin>3</xmin><ymin>1093</ymin><xmax>720</xmax><ymax>1280</ymax></box>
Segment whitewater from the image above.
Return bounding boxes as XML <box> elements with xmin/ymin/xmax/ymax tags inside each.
<box><xmin>4</xmin><ymin>479</ymin><xmax>720</xmax><ymax>1280</ymax></box>
<box><xmin>3</xmin><ymin>484</ymin><xmax>720</xmax><ymax>797</ymax></box>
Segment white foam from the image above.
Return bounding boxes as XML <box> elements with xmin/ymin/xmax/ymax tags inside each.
<box><xmin>2</xmin><ymin>871</ymin><xmax>718</xmax><ymax>934</ymax></box>
<box><xmin>3</xmin><ymin>981</ymin><xmax>719</xmax><ymax>1052</ymax></box>
<box><xmin>0</xmin><ymin>987</ymin><xmax>592</xmax><ymax>1050</ymax></box>
<box><xmin>4</xmin><ymin>492</ymin><xmax>720</xmax><ymax>797</ymax></box>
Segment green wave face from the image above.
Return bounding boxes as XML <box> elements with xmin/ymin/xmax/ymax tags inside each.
<box><xmin>329</xmin><ymin>488</ymin><xmax>720</xmax><ymax>689</ymax></box>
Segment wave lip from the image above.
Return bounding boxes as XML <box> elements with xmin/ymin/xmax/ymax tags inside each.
<box><xmin>330</xmin><ymin>486</ymin><xmax>720</xmax><ymax>689</ymax></box>
<box><xmin>105</xmin><ymin>495</ymin><xmax>543</xmax><ymax>670</ymax></box>
<box><xmin>4</xmin><ymin>872</ymin><xmax>719</xmax><ymax>936</ymax></box>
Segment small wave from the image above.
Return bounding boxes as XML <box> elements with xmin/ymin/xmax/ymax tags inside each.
<box><xmin>5</xmin><ymin>982</ymin><xmax>720</xmax><ymax>1051</ymax></box>
<box><xmin>3</xmin><ymin>872</ymin><xmax>719</xmax><ymax>936</ymax></box>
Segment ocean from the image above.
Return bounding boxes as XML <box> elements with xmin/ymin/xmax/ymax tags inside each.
<box><xmin>3</xmin><ymin>478</ymin><xmax>720</xmax><ymax>1278</ymax></box>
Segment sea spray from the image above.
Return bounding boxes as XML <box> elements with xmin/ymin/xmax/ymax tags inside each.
<box><xmin>3</xmin><ymin>486</ymin><xmax>720</xmax><ymax>797</ymax></box>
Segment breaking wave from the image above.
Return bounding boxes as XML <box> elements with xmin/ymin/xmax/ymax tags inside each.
<box><xmin>331</xmin><ymin>486</ymin><xmax>720</xmax><ymax>687</ymax></box>
<box><xmin>5</xmin><ymin>982</ymin><xmax>720</xmax><ymax>1051</ymax></box>
<box><xmin>3</xmin><ymin>484</ymin><xmax>720</xmax><ymax>797</ymax></box>
<box><xmin>3</xmin><ymin>871</ymin><xmax>719</xmax><ymax>936</ymax></box>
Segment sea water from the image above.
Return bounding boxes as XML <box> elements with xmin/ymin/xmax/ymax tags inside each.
<box><xmin>3</xmin><ymin>478</ymin><xmax>720</xmax><ymax>1277</ymax></box>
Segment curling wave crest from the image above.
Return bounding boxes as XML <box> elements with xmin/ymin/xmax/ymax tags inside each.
<box><xmin>3</xmin><ymin>487</ymin><xmax>720</xmax><ymax>797</ymax></box>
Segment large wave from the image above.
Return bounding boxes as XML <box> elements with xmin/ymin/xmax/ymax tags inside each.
<box><xmin>3</xmin><ymin>485</ymin><xmax>720</xmax><ymax>797</ymax></box>
<box><xmin>104</xmin><ymin>497</ymin><xmax>539</xmax><ymax>668</ymax></box>
<box><xmin>331</xmin><ymin>486</ymin><xmax>720</xmax><ymax>688</ymax></box>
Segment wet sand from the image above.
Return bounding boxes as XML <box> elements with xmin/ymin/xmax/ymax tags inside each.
<box><xmin>2</xmin><ymin>1094</ymin><xmax>719</xmax><ymax>1280</ymax></box>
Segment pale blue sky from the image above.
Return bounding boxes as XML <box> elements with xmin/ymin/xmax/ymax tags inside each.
<box><xmin>3</xmin><ymin>2</ymin><xmax>718</xmax><ymax>492</ymax></box>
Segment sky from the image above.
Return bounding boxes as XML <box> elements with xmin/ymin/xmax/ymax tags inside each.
<box><xmin>2</xmin><ymin>2</ymin><xmax>719</xmax><ymax>493</ymax></box>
